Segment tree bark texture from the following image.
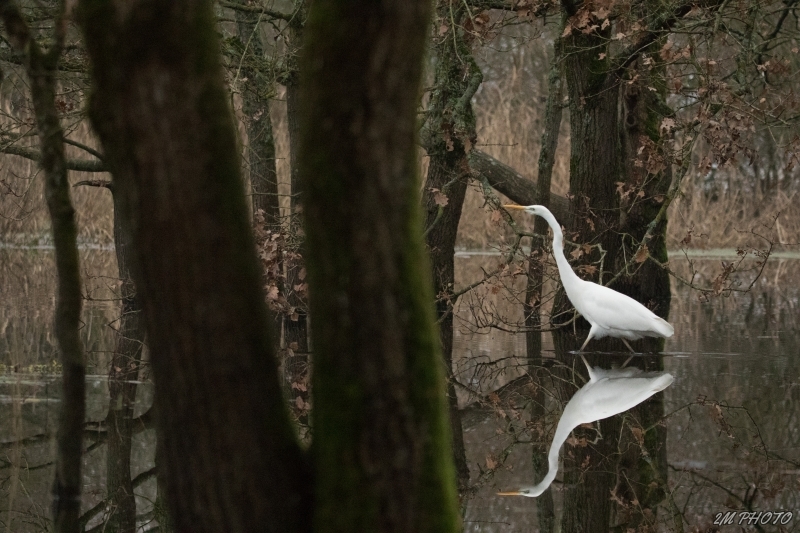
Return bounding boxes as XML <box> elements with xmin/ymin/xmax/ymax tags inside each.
<box><xmin>611</xmin><ymin>24</ymin><xmax>674</xmax><ymax>527</ymax></box>
<box><xmin>556</xmin><ymin>6</ymin><xmax>673</xmax><ymax>344</ymax></box>
<box><xmin>298</xmin><ymin>0</ymin><xmax>460</xmax><ymax>530</ymax></box>
<box><xmin>0</xmin><ymin>5</ymin><xmax>86</xmax><ymax>532</ymax></box>
<box><xmin>562</xmin><ymin>29</ymin><xmax>622</xmax><ymax>283</ymax></box>
<box><xmin>105</xmin><ymin>187</ymin><xmax>145</xmax><ymax>533</ymax></box>
<box><xmin>616</xmin><ymin>48</ymin><xmax>673</xmax><ymax>332</ymax></box>
<box><xmin>525</xmin><ymin>37</ymin><xmax>564</xmax><ymax>533</ymax></box>
<box><xmin>553</xmin><ymin>6</ymin><xmax>675</xmax><ymax>531</ymax></box>
<box><xmin>420</xmin><ymin>1</ymin><xmax>483</xmax><ymax>497</ymax></box>
<box><xmin>77</xmin><ymin>3</ymin><xmax>310</xmax><ymax>532</ymax></box>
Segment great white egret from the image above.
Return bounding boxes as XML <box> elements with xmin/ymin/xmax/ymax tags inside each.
<box><xmin>497</xmin><ymin>355</ymin><xmax>674</xmax><ymax>497</ymax></box>
<box><xmin>504</xmin><ymin>204</ymin><xmax>674</xmax><ymax>352</ymax></box>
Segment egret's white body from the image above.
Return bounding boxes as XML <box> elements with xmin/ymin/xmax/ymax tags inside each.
<box><xmin>498</xmin><ymin>356</ymin><xmax>674</xmax><ymax>497</ymax></box>
<box><xmin>505</xmin><ymin>205</ymin><xmax>674</xmax><ymax>352</ymax></box>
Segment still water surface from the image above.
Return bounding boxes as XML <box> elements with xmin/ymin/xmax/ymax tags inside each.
<box><xmin>1</xmin><ymin>248</ymin><xmax>798</xmax><ymax>531</ymax></box>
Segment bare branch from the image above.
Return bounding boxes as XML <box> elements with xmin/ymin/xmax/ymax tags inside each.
<box><xmin>218</xmin><ymin>0</ymin><xmax>295</xmax><ymax>22</ymax></box>
<box><xmin>63</xmin><ymin>137</ymin><xmax>104</xmax><ymax>161</ymax></box>
<box><xmin>0</xmin><ymin>143</ymin><xmax>106</xmax><ymax>172</ymax></box>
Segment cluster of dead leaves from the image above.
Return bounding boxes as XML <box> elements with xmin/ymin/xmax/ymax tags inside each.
<box><xmin>562</xmin><ymin>2</ymin><xmax>613</xmax><ymax>38</ymax></box>
<box><xmin>253</xmin><ymin>209</ymin><xmax>307</xmax><ymax>321</ymax></box>
<box><xmin>701</xmin><ymin>110</ymin><xmax>756</xmax><ymax>169</ymax></box>
<box><xmin>658</xmin><ymin>40</ymin><xmax>693</xmax><ymax>63</ymax></box>
<box><xmin>463</xmin><ymin>11</ymin><xmax>493</xmax><ymax>42</ymax></box>
<box><xmin>697</xmin><ymin>395</ymin><xmax>737</xmax><ymax>444</ymax></box>
<box><xmin>634</xmin><ymin>136</ymin><xmax>668</xmax><ymax>176</ymax></box>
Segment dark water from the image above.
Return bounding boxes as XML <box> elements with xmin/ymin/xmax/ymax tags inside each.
<box><xmin>1</xmin><ymin>248</ymin><xmax>798</xmax><ymax>531</ymax></box>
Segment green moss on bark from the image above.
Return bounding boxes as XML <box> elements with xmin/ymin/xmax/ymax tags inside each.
<box><xmin>299</xmin><ymin>1</ymin><xmax>459</xmax><ymax>531</ymax></box>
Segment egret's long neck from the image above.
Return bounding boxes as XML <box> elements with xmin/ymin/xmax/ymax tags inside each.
<box><xmin>526</xmin><ymin>405</ymin><xmax>576</xmax><ymax>496</ymax></box>
<box><xmin>538</xmin><ymin>210</ymin><xmax>582</xmax><ymax>296</ymax></box>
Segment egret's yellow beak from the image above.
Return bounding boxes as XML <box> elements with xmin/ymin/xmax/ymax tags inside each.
<box><xmin>497</xmin><ymin>490</ymin><xmax>524</xmax><ymax>496</ymax></box>
<box><xmin>502</xmin><ymin>204</ymin><xmax>525</xmax><ymax>210</ymax></box>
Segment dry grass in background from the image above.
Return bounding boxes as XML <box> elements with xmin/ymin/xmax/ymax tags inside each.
<box><xmin>0</xmin><ymin>25</ymin><xmax>797</xmax><ymax>254</ymax></box>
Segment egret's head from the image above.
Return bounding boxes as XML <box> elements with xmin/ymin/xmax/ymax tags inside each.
<box><xmin>503</xmin><ymin>204</ymin><xmax>545</xmax><ymax>216</ymax></box>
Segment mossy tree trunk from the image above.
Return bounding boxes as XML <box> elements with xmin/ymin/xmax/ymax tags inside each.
<box><xmin>0</xmin><ymin>4</ymin><xmax>86</xmax><ymax>532</ymax></box>
<box><xmin>611</xmin><ymin>24</ymin><xmax>673</xmax><ymax>529</ymax></box>
<box><xmin>420</xmin><ymin>1</ymin><xmax>482</xmax><ymax>498</ymax></box>
<box><xmin>77</xmin><ymin>2</ymin><xmax>310</xmax><ymax>532</ymax></box>
<box><xmin>298</xmin><ymin>0</ymin><xmax>460</xmax><ymax>530</ymax></box>
<box><xmin>553</xmin><ymin>1</ymin><xmax>675</xmax><ymax>531</ymax></box>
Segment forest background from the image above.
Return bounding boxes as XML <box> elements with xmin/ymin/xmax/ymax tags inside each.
<box><xmin>1</xmin><ymin>0</ymin><xmax>799</xmax><ymax>532</ymax></box>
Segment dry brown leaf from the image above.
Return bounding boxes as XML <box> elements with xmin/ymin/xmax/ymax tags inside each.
<box><xmin>431</xmin><ymin>188</ymin><xmax>449</xmax><ymax>207</ymax></box>
<box><xmin>634</xmin><ymin>244</ymin><xmax>649</xmax><ymax>263</ymax></box>
<box><xmin>630</xmin><ymin>426</ymin><xmax>645</xmax><ymax>446</ymax></box>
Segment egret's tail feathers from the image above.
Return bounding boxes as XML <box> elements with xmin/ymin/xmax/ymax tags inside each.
<box><xmin>654</xmin><ymin>316</ymin><xmax>674</xmax><ymax>338</ymax></box>
<box><xmin>650</xmin><ymin>373</ymin><xmax>675</xmax><ymax>393</ymax></box>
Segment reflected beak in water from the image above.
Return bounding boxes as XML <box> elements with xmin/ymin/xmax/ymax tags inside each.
<box><xmin>502</xmin><ymin>204</ymin><xmax>525</xmax><ymax>210</ymax></box>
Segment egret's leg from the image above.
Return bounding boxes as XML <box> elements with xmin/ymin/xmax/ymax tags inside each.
<box><xmin>578</xmin><ymin>325</ymin><xmax>598</xmax><ymax>353</ymax></box>
<box><xmin>578</xmin><ymin>333</ymin><xmax>593</xmax><ymax>352</ymax></box>
<box><xmin>621</xmin><ymin>355</ymin><xmax>634</xmax><ymax>368</ymax></box>
<box><xmin>621</xmin><ymin>338</ymin><xmax>636</xmax><ymax>353</ymax></box>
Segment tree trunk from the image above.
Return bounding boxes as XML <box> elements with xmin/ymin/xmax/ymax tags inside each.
<box><xmin>77</xmin><ymin>3</ymin><xmax>310</xmax><ymax>532</ymax></box>
<box><xmin>525</xmin><ymin>37</ymin><xmax>564</xmax><ymax>533</ymax></box>
<box><xmin>553</xmin><ymin>5</ymin><xmax>675</xmax><ymax>530</ymax></box>
<box><xmin>611</xmin><ymin>29</ymin><xmax>673</xmax><ymax>529</ymax></box>
<box><xmin>420</xmin><ymin>1</ymin><xmax>483</xmax><ymax>498</ymax></box>
<box><xmin>283</xmin><ymin>6</ymin><xmax>311</xmax><ymax>427</ymax></box>
<box><xmin>0</xmin><ymin>7</ymin><xmax>87</xmax><ymax>532</ymax></box>
<box><xmin>555</xmin><ymin>23</ymin><xmax>625</xmax><ymax>533</ymax></box>
<box><xmin>232</xmin><ymin>0</ymin><xmax>284</xmax><ymax>351</ymax></box>
<box><xmin>105</xmin><ymin>189</ymin><xmax>145</xmax><ymax>533</ymax></box>
<box><xmin>232</xmin><ymin>8</ymin><xmax>280</xmax><ymax>228</ymax></box>
<box><xmin>298</xmin><ymin>0</ymin><xmax>460</xmax><ymax>530</ymax></box>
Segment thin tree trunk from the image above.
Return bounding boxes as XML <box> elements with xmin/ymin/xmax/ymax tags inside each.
<box><xmin>298</xmin><ymin>0</ymin><xmax>460</xmax><ymax>530</ymax></box>
<box><xmin>104</xmin><ymin>188</ymin><xmax>145</xmax><ymax>533</ymax></box>
<box><xmin>420</xmin><ymin>1</ymin><xmax>482</xmax><ymax>498</ymax></box>
<box><xmin>232</xmin><ymin>8</ymin><xmax>280</xmax><ymax>228</ymax></box>
<box><xmin>525</xmin><ymin>37</ymin><xmax>564</xmax><ymax>533</ymax></box>
<box><xmin>283</xmin><ymin>6</ymin><xmax>311</xmax><ymax>426</ymax></box>
<box><xmin>0</xmin><ymin>5</ymin><xmax>86</xmax><ymax>532</ymax></box>
<box><xmin>77</xmin><ymin>3</ymin><xmax>310</xmax><ymax>531</ymax></box>
<box><xmin>232</xmin><ymin>0</ymin><xmax>284</xmax><ymax>351</ymax></box>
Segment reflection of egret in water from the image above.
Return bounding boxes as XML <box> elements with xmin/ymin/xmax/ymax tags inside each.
<box><xmin>498</xmin><ymin>356</ymin><xmax>674</xmax><ymax>497</ymax></box>
<box><xmin>503</xmin><ymin>204</ymin><xmax>674</xmax><ymax>352</ymax></box>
